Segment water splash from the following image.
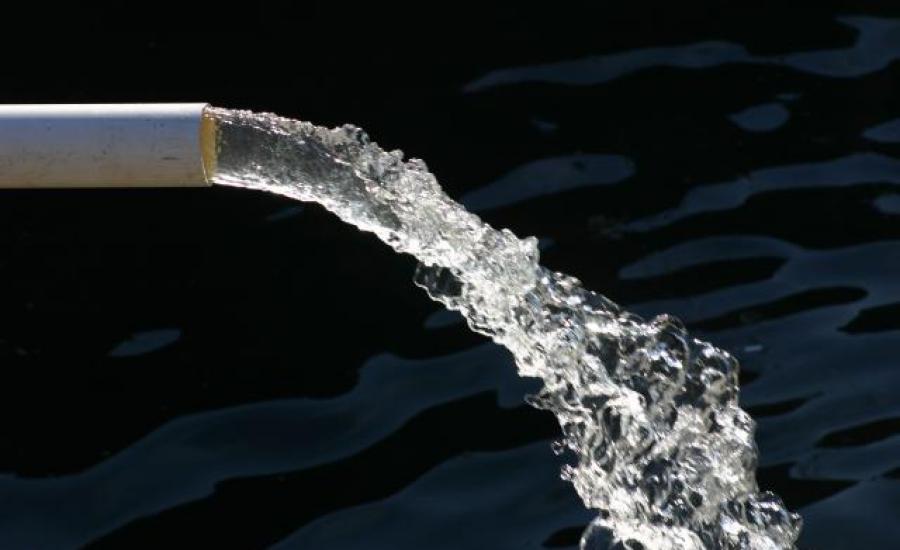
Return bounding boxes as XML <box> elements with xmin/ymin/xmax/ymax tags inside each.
<box><xmin>207</xmin><ymin>107</ymin><xmax>802</xmax><ymax>549</ymax></box>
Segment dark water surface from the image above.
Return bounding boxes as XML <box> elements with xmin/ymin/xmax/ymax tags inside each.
<box><xmin>0</xmin><ymin>3</ymin><xmax>899</xmax><ymax>548</ymax></box>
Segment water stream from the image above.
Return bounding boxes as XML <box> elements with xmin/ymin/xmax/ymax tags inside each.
<box><xmin>207</xmin><ymin>107</ymin><xmax>801</xmax><ymax>549</ymax></box>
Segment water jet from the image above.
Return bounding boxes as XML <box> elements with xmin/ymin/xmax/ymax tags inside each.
<box><xmin>0</xmin><ymin>103</ymin><xmax>801</xmax><ymax>549</ymax></box>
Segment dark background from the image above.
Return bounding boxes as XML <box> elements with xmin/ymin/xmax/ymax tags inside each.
<box><xmin>0</xmin><ymin>1</ymin><xmax>898</xmax><ymax>548</ymax></box>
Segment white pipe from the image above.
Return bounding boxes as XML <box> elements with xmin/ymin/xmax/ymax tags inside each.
<box><xmin>0</xmin><ymin>103</ymin><xmax>215</xmax><ymax>188</ymax></box>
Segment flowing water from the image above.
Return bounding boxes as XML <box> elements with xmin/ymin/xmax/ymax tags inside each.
<box><xmin>207</xmin><ymin>107</ymin><xmax>801</xmax><ymax>549</ymax></box>
<box><xmin>1</xmin><ymin>8</ymin><xmax>899</xmax><ymax>550</ymax></box>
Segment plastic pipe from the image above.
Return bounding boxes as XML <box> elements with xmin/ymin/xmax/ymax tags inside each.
<box><xmin>0</xmin><ymin>103</ymin><xmax>215</xmax><ymax>188</ymax></box>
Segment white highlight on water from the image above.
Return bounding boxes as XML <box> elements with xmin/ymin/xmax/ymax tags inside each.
<box><xmin>207</xmin><ymin>107</ymin><xmax>801</xmax><ymax>549</ymax></box>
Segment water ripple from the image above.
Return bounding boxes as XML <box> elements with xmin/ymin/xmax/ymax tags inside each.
<box><xmin>460</xmin><ymin>154</ymin><xmax>634</xmax><ymax>212</ymax></box>
<box><xmin>623</xmin><ymin>153</ymin><xmax>900</xmax><ymax>232</ymax></box>
<box><xmin>270</xmin><ymin>443</ymin><xmax>591</xmax><ymax>550</ymax></box>
<box><xmin>0</xmin><ymin>346</ymin><xmax>528</xmax><ymax>549</ymax></box>
<box><xmin>464</xmin><ymin>16</ymin><xmax>900</xmax><ymax>91</ymax></box>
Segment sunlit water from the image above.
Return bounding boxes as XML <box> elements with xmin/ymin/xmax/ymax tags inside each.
<box><xmin>2</xmin><ymin>12</ymin><xmax>899</xmax><ymax>550</ymax></box>
<box><xmin>207</xmin><ymin>107</ymin><xmax>801</xmax><ymax>549</ymax></box>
